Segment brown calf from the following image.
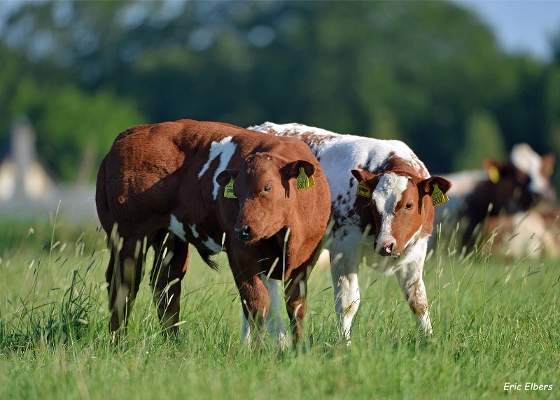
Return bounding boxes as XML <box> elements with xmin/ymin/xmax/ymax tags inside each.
<box><xmin>95</xmin><ymin>119</ymin><xmax>330</xmax><ymax>343</ymax></box>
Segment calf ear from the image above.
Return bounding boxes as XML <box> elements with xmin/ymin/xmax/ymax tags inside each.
<box><xmin>483</xmin><ymin>159</ymin><xmax>509</xmax><ymax>183</ymax></box>
<box><xmin>351</xmin><ymin>169</ymin><xmax>376</xmax><ymax>186</ymax></box>
<box><xmin>216</xmin><ymin>169</ymin><xmax>239</xmax><ymax>187</ymax></box>
<box><xmin>283</xmin><ymin>160</ymin><xmax>316</xmax><ymax>179</ymax></box>
<box><xmin>418</xmin><ymin>176</ymin><xmax>452</xmax><ymax>196</ymax></box>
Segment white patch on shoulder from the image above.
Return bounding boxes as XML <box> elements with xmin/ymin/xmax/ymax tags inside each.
<box><xmin>169</xmin><ymin>214</ymin><xmax>186</xmax><ymax>242</ymax></box>
<box><xmin>372</xmin><ymin>173</ymin><xmax>409</xmax><ymax>248</ymax></box>
<box><xmin>510</xmin><ymin>143</ymin><xmax>548</xmax><ymax>194</ymax></box>
<box><xmin>203</xmin><ymin>237</ymin><xmax>223</xmax><ymax>253</ymax></box>
<box><xmin>189</xmin><ymin>224</ymin><xmax>200</xmax><ymax>239</ymax></box>
<box><xmin>198</xmin><ymin>136</ymin><xmax>237</xmax><ymax>199</ymax></box>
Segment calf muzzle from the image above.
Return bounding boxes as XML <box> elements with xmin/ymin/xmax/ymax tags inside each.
<box><xmin>378</xmin><ymin>240</ymin><xmax>395</xmax><ymax>256</ymax></box>
<box><xmin>235</xmin><ymin>226</ymin><xmax>252</xmax><ymax>241</ymax></box>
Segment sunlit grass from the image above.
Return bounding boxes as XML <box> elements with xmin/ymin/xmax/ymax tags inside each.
<box><xmin>0</xmin><ymin>215</ymin><xmax>558</xmax><ymax>399</ymax></box>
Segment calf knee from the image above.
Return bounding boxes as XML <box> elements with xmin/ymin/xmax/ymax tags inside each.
<box><xmin>405</xmin><ymin>280</ymin><xmax>428</xmax><ymax>315</ymax></box>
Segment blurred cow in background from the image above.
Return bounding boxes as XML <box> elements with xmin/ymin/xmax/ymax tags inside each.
<box><xmin>433</xmin><ymin>143</ymin><xmax>556</xmax><ymax>254</ymax></box>
<box><xmin>483</xmin><ymin>208</ymin><xmax>560</xmax><ymax>260</ymax></box>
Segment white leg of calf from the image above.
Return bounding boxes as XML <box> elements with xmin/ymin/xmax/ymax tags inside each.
<box><xmin>241</xmin><ymin>309</ymin><xmax>251</xmax><ymax>345</ymax></box>
<box><xmin>331</xmin><ymin>254</ymin><xmax>360</xmax><ymax>342</ymax></box>
<box><xmin>415</xmin><ymin>308</ymin><xmax>433</xmax><ymax>336</ymax></box>
<box><xmin>395</xmin><ymin>244</ymin><xmax>433</xmax><ymax>335</ymax></box>
<box><xmin>262</xmin><ymin>276</ymin><xmax>290</xmax><ymax>349</ymax></box>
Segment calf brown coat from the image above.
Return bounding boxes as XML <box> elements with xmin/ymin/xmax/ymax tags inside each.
<box><xmin>95</xmin><ymin>119</ymin><xmax>330</xmax><ymax>342</ymax></box>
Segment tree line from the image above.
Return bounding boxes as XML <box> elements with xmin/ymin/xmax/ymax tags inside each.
<box><xmin>1</xmin><ymin>0</ymin><xmax>560</xmax><ymax>188</ymax></box>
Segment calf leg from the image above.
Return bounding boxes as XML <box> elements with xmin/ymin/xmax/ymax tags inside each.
<box><xmin>150</xmin><ymin>233</ymin><xmax>189</xmax><ymax>336</ymax></box>
<box><xmin>237</xmin><ymin>274</ymin><xmax>271</xmax><ymax>343</ymax></box>
<box><xmin>241</xmin><ymin>275</ymin><xmax>288</xmax><ymax>348</ymax></box>
<box><xmin>284</xmin><ymin>271</ymin><xmax>308</xmax><ymax>342</ymax></box>
<box><xmin>394</xmin><ymin>251</ymin><xmax>433</xmax><ymax>335</ymax></box>
<box><xmin>106</xmin><ymin>236</ymin><xmax>146</xmax><ymax>342</ymax></box>
<box><xmin>330</xmin><ymin>254</ymin><xmax>360</xmax><ymax>342</ymax></box>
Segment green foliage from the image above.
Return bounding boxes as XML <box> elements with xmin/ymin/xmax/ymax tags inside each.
<box><xmin>454</xmin><ymin>110</ymin><xmax>506</xmax><ymax>170</ymax></box>
<box><xmin>1</xmin><ymin>0</ymin><xmax>560</xmax><ymax>181</ymax></box>
<box><xmin>6</xmin><ymin>75</ymin><xmax>144</xmax><ymax>181</ymax></box>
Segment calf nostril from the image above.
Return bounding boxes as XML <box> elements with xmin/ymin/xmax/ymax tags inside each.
<box><xmin>380</xmin><ymin>241</ymin><xmax>395</xmax><ymax>256</ymax></box>
<box><xmin>235</xmin><ymin>226</ymin><xmax>251</xmax><ymax>241</ymax></box>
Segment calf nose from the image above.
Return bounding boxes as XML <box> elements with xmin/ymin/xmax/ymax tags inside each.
<box><xmin>378</xmin><ymin>240</ymin><xmax>395</xmax><ymax>256</ymax></box>
<box><xmin>235</xmin><ymin>226</ymin><xmax>251</xmax><ymax>241</ymax></box>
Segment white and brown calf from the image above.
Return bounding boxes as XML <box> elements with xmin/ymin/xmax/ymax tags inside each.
<box><xmin>95</xmin><ymin>119</ymin><xmax>330</xmax><ymax>345</ymax></box>
<box><xmin>250</xmin><ymin>122</ymin><xmax>451</xmax><ymax>342</ymax></box>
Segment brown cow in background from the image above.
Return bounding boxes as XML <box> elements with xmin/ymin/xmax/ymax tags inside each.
<box><xmin>95</xmin><ymin>119</ymin><xmax>330</xmax><ymax>345</ymax></box>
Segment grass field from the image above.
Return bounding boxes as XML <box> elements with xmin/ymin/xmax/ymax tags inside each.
<box><xmin>0</xmin><ymin>214</ymin><xmax>558</xmax><ymax>400</ymax></box>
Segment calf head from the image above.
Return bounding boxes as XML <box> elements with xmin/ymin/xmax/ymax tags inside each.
<box><xmin>483</xmin><ymin>147</ymin><xmax>556</xmax><ymax>214</ymax></box>
<box><xmin>217</xmin><ymin>152</ymin><xmax>316</xmax><ymax>244</ymax></box>
<box><xmin>352</xmin><ymin>169</ymin><xmax>451</xmax><ymax>256</ymax></box>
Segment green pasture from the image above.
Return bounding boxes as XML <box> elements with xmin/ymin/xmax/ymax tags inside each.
<box><xmin>0</xmin><ymin>216</ymin><xmax>558</xmax><ymax>400</ymax></box>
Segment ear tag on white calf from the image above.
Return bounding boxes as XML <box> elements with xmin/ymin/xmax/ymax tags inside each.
<box><xmin>356</xmin><ymin>181</ymin><xmax>371</xmax><ymax>198</ymax></box>
<box><xmin>488</xmin><ymin>165</ymin><xmax>500</xmax><ymax>184</ymax></box>
<box><xmin>224</xmin><ymin>177</ymin><xmax>237</xmax><ymax>199</ymax></box>
<box><xmin>296</xmin><ymin>167</ymin><xmax>314</xmax><ymax>190</ymax></box>
<box><xmin>431</xmin><ymin>183</ymin><xmax>448</xmax><ymax>206</ymax></box>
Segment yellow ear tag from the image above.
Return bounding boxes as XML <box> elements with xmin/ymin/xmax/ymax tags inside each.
<box><xmin>431</xmin><ymin>183</ymin><xmax>449</xmax><ymax>207</ymax></box>
<box><xmin>296</xmin><ymin>167</ymin><xmax>314</xmax><ymax>190</ymax></box>
<box><xmin>488</xmin><ymin>165</ymin><xmax>500</xmax><ymax>184</ymax></box>
<box><xmin>356</xmin><ymin>181</ymin><xmax>371</xmax><ymax>198</ymax></box>
<box><xmin>224</xmin><ymin>177</ymin><xmax>237</xmax><ymax>199</ymax></box>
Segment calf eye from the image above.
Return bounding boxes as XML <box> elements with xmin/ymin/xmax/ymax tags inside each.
<box><xmin>405</xmin><ymin>203</ymin><xmax>413</xmax><ymax>210</ymax></box>
<box><xmin>262</xmin><ymin>184</ymin><xmax>272</xmax><ymax>194</ymax></box>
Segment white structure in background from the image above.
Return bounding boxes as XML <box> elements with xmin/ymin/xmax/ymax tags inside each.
<box><xmin>0</xmin><ymin>118</ymin><xmax>97</xmax><ymax>221</ymax></box>
<box><xmin>0</xmin><ymin>118</ymin><xmax>54</xmax><ymax>201</ymax></box>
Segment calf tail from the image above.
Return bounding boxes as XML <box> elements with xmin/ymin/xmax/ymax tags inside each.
<box><xmin>95</xmin><ymin>156</ymin><xmax>114</xmax><ymax>235</ymax></box>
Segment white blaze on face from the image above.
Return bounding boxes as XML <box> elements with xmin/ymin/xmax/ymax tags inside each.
<box><xmin>371</xmin><ymin>173</ymin><xmax>409</xmax><ymax>251</ymax></box>
<box><xmin>198</xmin><ymin>136</ymin><xmax>237</xmax><ymax>199</ymax></box>
<box><xmin>510</xmin><ymin>143</ymin><xmax>549</xmax><ymax>195</ymax></box>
